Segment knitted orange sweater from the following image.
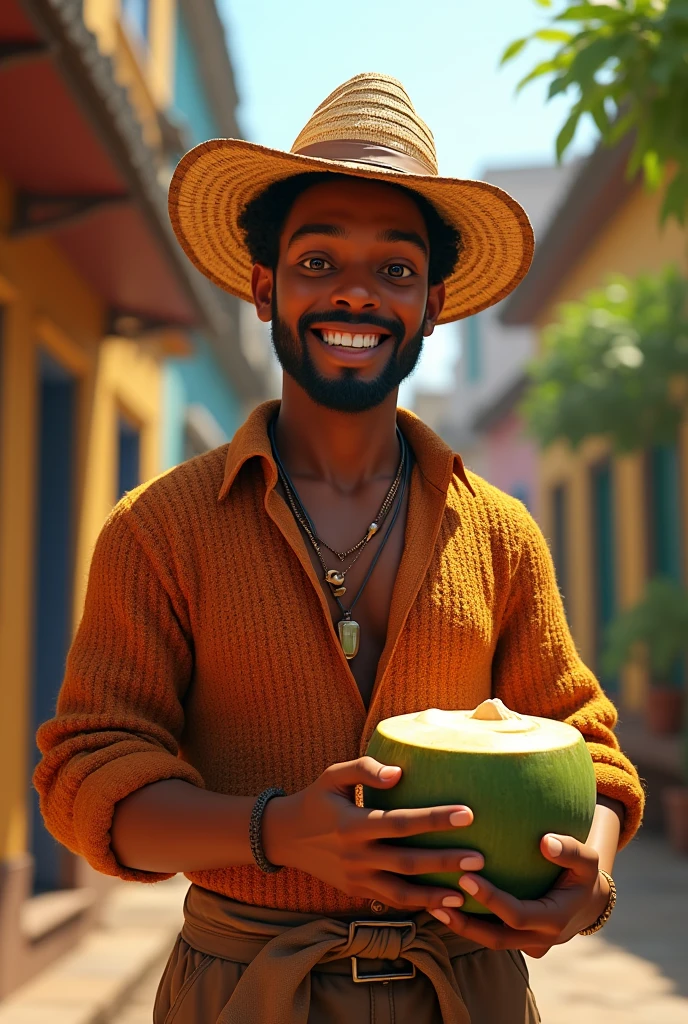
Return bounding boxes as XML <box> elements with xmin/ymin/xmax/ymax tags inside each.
<box><xmin>35</xmin><ymin>402</ymin><xmax>644</xmax><ymax>915</ymax></box>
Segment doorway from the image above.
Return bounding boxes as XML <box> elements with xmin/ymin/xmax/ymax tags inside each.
<box><xmin>30</xmin><ymin>350</ymin><xmax>77</xmax><ymax>894</ymax></box>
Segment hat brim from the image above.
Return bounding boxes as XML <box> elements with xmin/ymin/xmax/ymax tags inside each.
<box><xmin>168</xmin><ymin>139</ymin><xmax>534</xmax><ymax>325</ymax></box>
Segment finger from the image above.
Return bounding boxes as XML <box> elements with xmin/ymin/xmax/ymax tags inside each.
<box><xmin>370</xmin><ymin>873</ymin><xmax>466</xmax><ymax>912</ymax></box>
<box><xmin>540</xmin><ymin>834</ymin><xmax>599</xmax><ymax>882</ymax></box>
<box><xmin>371</xmin><ymin>846</ymin><xmax>484</xmax><ymax>876</ymax></box>
<box><xmin>363</xmin><ymin>804</ymin><xmax>474</xmax><ymax>839</ymax></box>
<box><xmin>520</xmin><ymin>945</ymin><xmax>553</xmax><ymax>960</ymax></box>
<box><xmin>323</xmin><ymin>756</ymin><xmax>403</xmax><ymax>794</ymax></box>
<box><xmin>456</xmin><ymin>874</ymin><xmax>562</xmax><ymax>935</ymax></box>
<box><xmin>433</xmin><ymin>909</ymin><xmax>551</xmax><ymax>951</ymax></box>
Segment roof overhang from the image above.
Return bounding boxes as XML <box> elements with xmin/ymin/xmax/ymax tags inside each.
<box><xmin>500</xmin><ymin>134</ymin><xmax>638</xmax><ymax>327</ymax></box>
<box><xmin>471</xmin><ymin>372</ymin><xmax>529</xmax><ymax>434</ymax></box>
<box><xmin>0</xmin><ymin>0</ymin><xmax>265</xmax><ymax>396</ymax></box>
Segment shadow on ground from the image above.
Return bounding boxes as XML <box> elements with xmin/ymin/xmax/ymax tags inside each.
<box><xmin>603</xmin><ymin>831</ymin><xmax>688</xmax><ymax>999</ymax></box>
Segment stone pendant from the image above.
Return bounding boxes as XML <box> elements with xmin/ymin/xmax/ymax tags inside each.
<box><xmin>337</xmin><ymin>618</ymin><xmax>361</xmax><ymax>660</ymax></box>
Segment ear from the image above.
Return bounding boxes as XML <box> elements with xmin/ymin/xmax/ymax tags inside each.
<box><xmin>423</xmin><ymin>281</ymin><xmax>445</xmax><ymax>337</ymax></box>
<box><xmin>251</xmin><ymin>264</ymin><xmax>274</xmax><ymax>323</ymax></box>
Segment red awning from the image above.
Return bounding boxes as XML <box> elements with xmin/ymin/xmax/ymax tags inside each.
<box><xmin>0</xmin><ymin>0</ymin><xmax>197</xmax><ymax>327</ymax></box>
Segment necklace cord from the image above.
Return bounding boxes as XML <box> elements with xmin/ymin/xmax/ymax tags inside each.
<box><xmin>268</xmin><ymin>415</ymin><xmax>410</xmax><ymax>619</ymax></box>
<box><xmin>343</xmin><ymin>433</ymin><xmax>409</xmax><ymax>617</ymax></box>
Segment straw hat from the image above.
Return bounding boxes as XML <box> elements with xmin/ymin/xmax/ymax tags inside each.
<box><xmin>168</xmin><ymin>73</ymin><xmax>534</xmax><ymax>324</ymax></box>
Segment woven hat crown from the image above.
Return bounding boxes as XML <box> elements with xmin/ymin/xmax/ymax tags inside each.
<box><xmin>291</xmin><ymin>73</ymin><xmax>438</xmax><ymax>176</ymax></box>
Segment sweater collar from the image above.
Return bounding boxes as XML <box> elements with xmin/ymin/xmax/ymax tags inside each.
<box><xmin>218</xmin><ymin>399</ymin><xmax>475</xmax><ymax>502</ymax></box>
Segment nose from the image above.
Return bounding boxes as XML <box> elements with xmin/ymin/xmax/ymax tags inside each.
<box><xmin>329</xmin><ymin>269</ymin><xmax>381</xmax><ymax>313</ymax></box>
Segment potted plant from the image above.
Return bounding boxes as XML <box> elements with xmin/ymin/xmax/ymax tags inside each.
<box><xmin>602</xmin><ymin>577</ymin><xmax>688</xmax><ymax>735</ymax></box>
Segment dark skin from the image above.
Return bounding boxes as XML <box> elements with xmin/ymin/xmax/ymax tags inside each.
<box><xmin>111</xmin><ymin>177</ymin><xmax>624</xmax><ymax>955</ymax></box>
<box><xmin>252</xmin><ymin>178</ymin><xmax>443</xmax><ymax>708</ymax></box>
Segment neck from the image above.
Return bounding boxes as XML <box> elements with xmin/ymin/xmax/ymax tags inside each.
<box><xmin>275</xmin><ymin>375</ymin><xmax>401</xmax><ymax>492</ymax></box>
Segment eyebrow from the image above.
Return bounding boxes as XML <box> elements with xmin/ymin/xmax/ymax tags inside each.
<box><xmin>287</xmin><ymin>223</ymin><xmax>347</xmax><ymax>247</ymax></box>
<box><xmin>286</xmin><ymin>223</ymin><xmax>429</xmax><ymax>257</ymax></box>
<box><xmin>377</xmin><ymin>228</ymin><xmax>428</xmax><ymax>257</ymax></box>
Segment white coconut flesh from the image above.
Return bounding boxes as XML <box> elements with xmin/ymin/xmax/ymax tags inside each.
<box><xmin>376</xmin><ymin>699</ymin><xmax>583</xmax><ymax>755</ymax></box>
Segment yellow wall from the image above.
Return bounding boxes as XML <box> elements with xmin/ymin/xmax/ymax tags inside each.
<box><xmin>0</xmin><ymin>177</ymin><xmax>162</xmax><ymax>863</ymax></box>
<box><xmin>536</xmin><ymin>182</ymin><xmax>688</xmax><ymax>711</ymax></box>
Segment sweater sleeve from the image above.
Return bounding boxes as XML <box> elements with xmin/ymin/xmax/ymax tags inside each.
<box><xmin>33</xmin><ymin>506</ymin><xmax>205</xmax><ymax>882</ymax></box>
<box><xmin>492</xmin><ymin>508</ymin><xmax>644</xmax><ymax>849</ymax></box>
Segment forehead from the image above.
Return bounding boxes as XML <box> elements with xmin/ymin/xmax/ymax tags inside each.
<box><xmin>283</xmin><ymin>176</ymin><xmax>428</xmax><ymax>239</ymax></box>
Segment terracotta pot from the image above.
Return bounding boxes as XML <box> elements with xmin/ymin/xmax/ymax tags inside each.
<box><xmin>645</xmin><ymin>687</ymin><xmax>684</xmax><ymax>734</ymax></box>
<box><xmin>662</xmin><ymin>786</ymin><xmax>688</xmax><ymax>855</ymax></box>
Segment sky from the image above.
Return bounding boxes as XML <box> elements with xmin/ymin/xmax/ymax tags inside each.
<box><xmin>218</xmin><ymin>0</ymin><xmax>595</xmax><ymax>400</ymax></box>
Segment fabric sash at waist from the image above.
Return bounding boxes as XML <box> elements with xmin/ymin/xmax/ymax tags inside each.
<box><xmin>180</xmin><ymin>883</ymin><xmax>484</xmax><ymax>1024</ymax></box>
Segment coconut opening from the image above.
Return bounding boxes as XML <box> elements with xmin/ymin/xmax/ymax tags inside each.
<box><xmin>470</xmin><ymin>698</ymin><xmax>523</xmax><ymax>722</ymax></box>
<box><xmin>414</xmin><ymin>701</ymin><xmax>539</xmax><ymax>736</ymax></box>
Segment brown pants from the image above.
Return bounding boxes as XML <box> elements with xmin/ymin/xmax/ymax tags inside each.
<box><xmin>154</xmin><ymin>885</ymin><xmax>541</xmax><ymax>1024</ymax></box>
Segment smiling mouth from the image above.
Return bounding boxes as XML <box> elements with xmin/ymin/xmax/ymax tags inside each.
<box><xmin>312</xmin><ymin>329</ymin><xmax>390</xmax><ymax>350</ymax></box>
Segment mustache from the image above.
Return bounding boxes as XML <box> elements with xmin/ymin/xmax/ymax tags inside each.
<box><xmin>298</xmin><ymin>309</ymin><xmax>405</xmax><ymax>343</ymax></box>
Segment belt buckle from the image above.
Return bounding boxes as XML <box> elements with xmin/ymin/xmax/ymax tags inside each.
<box><xmin>348</xmin><ymin>920</ymin><xmax>416</xmax><ymax>983</ymax></box>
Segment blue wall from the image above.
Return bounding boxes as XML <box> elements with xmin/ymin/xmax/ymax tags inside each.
<box><xmin>162</xmin><ymin>334</ymin><xmax>241</xmax><ymax>469</ymax></box>
<box><xmin>163</xmin><ymin>7</ymin><xmax>241</xmax><ymax>469</ymax></box>
<box><xmin>173</xmin><ymin>8</ymin><xmax>219</xmax><ymax>147</ymax></box>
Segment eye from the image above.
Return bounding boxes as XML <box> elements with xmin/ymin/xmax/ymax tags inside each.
<box><xmin>300</xmin><ymin>257</ymin><xmax>333</xmax><ymax>271</ymax></box>
<box><xmin>383</xmin><ymin>263</ymin><xmax>414</xmax><ymax>279</ymax></box>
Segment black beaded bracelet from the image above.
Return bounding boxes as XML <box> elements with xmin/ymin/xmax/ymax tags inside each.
<box><xmin>249</xmin><ymin>787</ymin><xmax>286</xmax><ymax>874</ymax></box>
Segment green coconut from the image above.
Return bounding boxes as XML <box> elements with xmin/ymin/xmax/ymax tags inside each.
<box><xmin>363</xmin><ymin>699</ymin><xmax>597</xmax><ymax>914</ymax></box>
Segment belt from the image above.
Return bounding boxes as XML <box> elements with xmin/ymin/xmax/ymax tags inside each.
<box><xmin>181</xmin><ymin>884</ymin><xmax>482</xmax><ymax>1024</ymax></box>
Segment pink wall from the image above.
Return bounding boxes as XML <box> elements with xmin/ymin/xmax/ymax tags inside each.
<box><xmin>484</xmin><ymin>409</ymin><xmax>538</xmax><ymax>518</ymax></box>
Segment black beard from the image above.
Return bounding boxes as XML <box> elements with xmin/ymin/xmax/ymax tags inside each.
<box><xmin>270</xmin><ymin>300</ymin><xmax>425</xmax><ymax>413</ymax></box>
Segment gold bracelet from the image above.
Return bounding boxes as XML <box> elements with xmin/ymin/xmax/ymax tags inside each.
<box><xmin>578</xmin><ymin>869</ymin><xmax>616</xmax><ymax>935</ymax></box>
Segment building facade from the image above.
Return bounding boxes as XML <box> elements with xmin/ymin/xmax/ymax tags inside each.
<box><xmin>0</xmin><ymin>0</ymin><xmax>269</xmax><ymax>996</ymax></box>
<box><xmin>501</xmin><ymin>141</ymin><xmax>687</xmax><ymax>815</ymax></box>
<box><xmin>437</xmin><ymin>163</ymin><xmax>580</xmax><ymax>519</ymax></box>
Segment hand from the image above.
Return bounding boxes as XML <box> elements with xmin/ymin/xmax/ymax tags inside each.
<box><xmin>262</xmin><ymin>756</ymin><xmax>482</xmax><ymax>911</ymax></box>
<box><xmin>431</xmin><ymin>833</ymin><xmax>608</xmax><ymax>958</ymax></box>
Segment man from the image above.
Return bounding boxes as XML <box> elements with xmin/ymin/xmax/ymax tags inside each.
<box><xmin>36</xmin><ymin>74</ymin><xmax>643</xmax><ymax>1023</ymax></box>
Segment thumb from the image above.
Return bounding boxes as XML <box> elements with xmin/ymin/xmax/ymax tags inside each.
<box><xmin>324</xmin><ymin>756</ymin><xmax>401</xmax><ymax>794</ymax></box>
<box><xmin>540</xmin><ymin>833</ymin><xmax>598</xmax><ymax>881</ymax></box>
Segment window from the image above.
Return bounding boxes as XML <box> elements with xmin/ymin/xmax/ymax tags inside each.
<box><xmin>591</xmin><ymin>461</ymin><xmax>617</xmax><ymax>692</ymax></box>
<box><xmin>117</xmin><ymin>415</ymin><xmax>141</xmax><ymax>500</ymax></box>
<box><xmin>121</xmin><ymin>0</ymin><xmax>150</xmax><ymax>42</ymax></box>
<box><xmin>464</xmin><ymin>315</ymin><xmax>482</xmax><ymax>384</ymax></box>
<box><xmin>646</xmin><ymin>443</ymin><xmax>683</xmax><ymax>684</ymax></box>
<box><xmin>32</xmin><ymin>351</ymin><xmax>77</xmax><ymax>892</ymax></box>
<box><xmin>647</xmin><ymin>443</ymin><xmax>682</xmax><ymax>580</ymax></box>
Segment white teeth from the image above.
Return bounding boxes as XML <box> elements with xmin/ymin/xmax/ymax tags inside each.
<box><xmin>321</xmin><ymin>330</ymin><xmax>382</xmax><ymax>349</ymax></box>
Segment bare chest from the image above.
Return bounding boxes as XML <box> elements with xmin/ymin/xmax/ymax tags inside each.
<box><xmin>275</xmin><ymin>478</ymin><xmax>410</xmax><ymax>709</ymax></box>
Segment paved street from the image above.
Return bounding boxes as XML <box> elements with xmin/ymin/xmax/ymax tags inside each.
<box><xmin>3</xmin><ymin>832</ymin><xmax>685</xmax><ymax>1023</ymax></box>
<box><xmin>108</xmin><ymin>832</ymin><xmax>688</xmax><ymax>1024</ymax></box>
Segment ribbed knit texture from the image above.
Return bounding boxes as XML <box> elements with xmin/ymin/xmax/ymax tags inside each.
<box><xmin>34</xmin><ymin>402</ymin><xmax>644</xmax><ymax>915</ymax></box>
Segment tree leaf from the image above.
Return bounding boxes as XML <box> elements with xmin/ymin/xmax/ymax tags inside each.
<box><xmin>500</xmin><ymin>37</ymin><xmax>529</xmax><ymax>65</ymax></box>
<box><xmin>517</xmin><ymin>59</ymin><xmax>558</xmax><ymax>91</ymax></box>
<box><xmin>590</xmin><ymin>97</ymin><xmax>612</xmax><ymax>134</ymax></box>
<box><xmin>556</xmin><ymin>108</ymin><xmax>582</xmax><ymax>159</ymax></box>
<box><xmin>642</xmin><ymin>149</ymin><xmax>664</xmax><ymax>190</ymax></box>
<box><xmin>555</xmin><ymin>3</ymin><xmax>627</xmax><ymax>22</ymax></box>
<box><xmin>660</xmin><ymin>169</ymin><xmax>688</xmax><ymax>225</ymax></box>
<box><xmin>606</xmin><ymin>105</ymin><xmax>638</xmax><ymax>144</ymax></box>
<box><xmin>534</xmin><ymin>28</ymin><xmax>574</xmax><ymax>42</ymax></box>
<box><xmin>568</xmin><ymin>36</ymin><xmax>623</xmax><ymax>87</ymax></box>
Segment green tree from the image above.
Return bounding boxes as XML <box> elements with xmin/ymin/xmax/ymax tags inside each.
<box><xmin>503</xmin><ymin>0</ymin><xmax>688</xmax><ymax>224</ymax></box>
<box><xmin>521</xmin><ymin>265</ymin><xmax>688</xmax><ymax>451</ymax></box>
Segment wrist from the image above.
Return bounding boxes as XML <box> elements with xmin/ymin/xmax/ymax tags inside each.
<box><xmin>261</xmin><ymin>791</ymin><xmax>296</xmax><ymax>868</ymax></box>
<box><xmin>579</xmin><ymin>869</ymin><xmax>616</xmax><ymax>935</ymax></box>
